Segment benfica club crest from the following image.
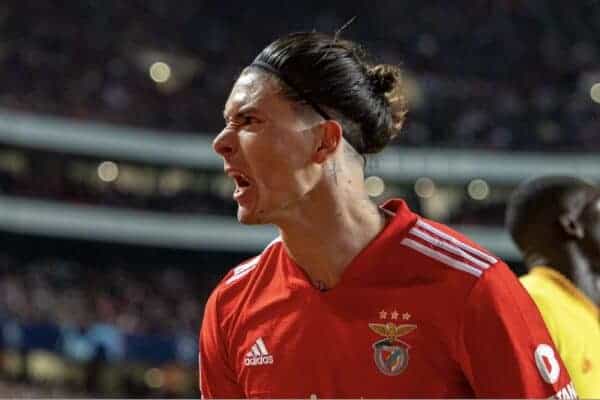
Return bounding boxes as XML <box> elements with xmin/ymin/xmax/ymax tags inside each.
<box><xmin>368</xmin><ymin>322</ymin><xmax>417</xmax><ymax>376</ymax></box>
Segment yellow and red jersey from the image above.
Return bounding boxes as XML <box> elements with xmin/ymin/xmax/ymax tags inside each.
<box><xmin>521</xmin><ymin>266</ymin><xmax>600</xmax><ymax>398</ymax></box>
<box><xmin>200</xmin><ymin>199</ymin><xmax>574</xmax><ymax>398</ymax></box>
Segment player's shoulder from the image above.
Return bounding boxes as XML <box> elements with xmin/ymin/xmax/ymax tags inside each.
<box><xmin>211</xmin><ymin>236</ymin><xmax>283</xmax><ymax>300</ymax></box>
<box><xmin>519</xmin><ymin>271</ymin><xmax>564</xmax><ymax>312</ymax></box>
<box><xmin>400</xmin><ymin>216</ymin><xmax>502</xmax><ymax>280</ymax></box>
<box><xmin>519</xmin><ymin>271</ymin><xmax>543</xmax><ymax>293</ymax></box>
<box><xmin>519</xmin><ymin>268</ymin><xmax>561</xmax><ymax>290</ymax></box>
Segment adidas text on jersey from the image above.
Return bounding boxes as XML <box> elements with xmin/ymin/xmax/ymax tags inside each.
<box><xmin>244</xmin><ymin>337</ymin><xmax>274</xmax><ymax>366</ymax></box>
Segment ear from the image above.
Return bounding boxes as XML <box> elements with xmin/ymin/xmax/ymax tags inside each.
<box><xmin>313</xmin><ymin>120</ymin><xmax>343</xmax><ymax>164</ymax></box>
<box><xmin>558</xmin><ymin>213</ymin><xmax>585</xmax><ymax>239</ymax></box>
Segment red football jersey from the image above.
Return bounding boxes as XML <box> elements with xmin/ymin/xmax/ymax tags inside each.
<box><xmin>199</xmin><ymin>199</ymin><xmax>575</xmax><ymax>398</ymax></box>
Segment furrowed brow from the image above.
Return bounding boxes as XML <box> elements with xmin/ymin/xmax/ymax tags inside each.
<box><xmin>224</xmin><ymin>106</ymin><xmax>261</xmax><ymax>121</ymax></box>
<box><xmin>237</xmin><ymin>106</ymin><xmax>260</xmax><ymax>115</ymax></box>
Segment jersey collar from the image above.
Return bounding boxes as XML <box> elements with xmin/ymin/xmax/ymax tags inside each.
<box><xmin>530</xmin><ymin>266</ymin><xmax>599</xmax><ymax>318</ymax></box>
<box><xmin>280</xmin><ymin>198</ymin><xmax>417</xmax><ymax>291</ymax></box>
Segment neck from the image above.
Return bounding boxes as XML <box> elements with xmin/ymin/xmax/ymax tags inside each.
<box><xmin>276</xmin><ymin>181</ymin><xmax>388</xmax><ymax>290</ymax></box>
<box><xmin>528</xmin><ymin>252</ymin><xmax>574</xmax><ymax>281</ymax></box>
<box><xmin>572</xmin><ymin>261</ymin><xmax>600</xmax><ymax>305</ymax></box>
<box><xmin>530</xmin><ymin>244</ymin><xmax>600</xmax><ymax>305</ymax></box>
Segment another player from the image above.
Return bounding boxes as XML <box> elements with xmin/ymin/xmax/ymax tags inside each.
<box><xmin>200</xmin><ymin>31</ymin><xmax>575</xmax><ymax>398</ymax></box>
<box><xmin>506</xmin><ymin>175</ymin><xmax>600</xmax><ymax>398</ymax></box>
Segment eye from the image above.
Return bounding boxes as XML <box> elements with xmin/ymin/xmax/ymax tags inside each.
<box><xmin>241</xmin><ymin>115</ymin><xmax>260</xmax><ymax>125</ymax></box>
<box><xmin>225</xmin><ymin>115</ymin><xmax>260</xmax><ymax>127</ymax></box>
<box><xmin>223</xmin><ymin>111</ymin><xmax>263</xmax><ymax>130</ymax></box>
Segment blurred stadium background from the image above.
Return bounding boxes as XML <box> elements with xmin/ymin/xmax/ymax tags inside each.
<box><xmin>1</xmin><ymin>0</ymin><xmax>599</xmax><ymax>396</ymax></box>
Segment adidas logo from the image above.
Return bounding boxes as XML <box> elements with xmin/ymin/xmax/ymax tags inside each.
<box><xmin>244</xmin><ymin>337</ymin><xmax>274</xmax><ymax>366</ymax></box>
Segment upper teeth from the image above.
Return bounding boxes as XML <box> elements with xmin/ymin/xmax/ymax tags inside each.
<box><xmin>231</xmin><ymin>173</ymin><xmax>249</xmax><ymax>185</ymax></box>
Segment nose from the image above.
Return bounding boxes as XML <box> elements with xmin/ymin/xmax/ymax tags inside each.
<box><xmin>212</xmin><ymin>127</ymin><xmax>236</xmax><ymax>158</ymax></box>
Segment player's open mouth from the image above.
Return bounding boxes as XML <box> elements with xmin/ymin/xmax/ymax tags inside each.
<box><xmin>230</xmin><ymin>173</ymin><xmax>253</xmax><ymax>200</ymax></box>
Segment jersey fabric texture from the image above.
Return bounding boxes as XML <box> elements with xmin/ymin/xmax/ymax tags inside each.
<box><xmin>521</xmin><ymin>266</ymin><xmax>600</xmax><ymax>398</ymax></box>
<box><xmin>200</xmin><ymin>199</ymin><xmax>574</xmax><ymax>398</ymax></box>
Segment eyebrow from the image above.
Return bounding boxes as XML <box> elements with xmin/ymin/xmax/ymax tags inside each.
<box><xmin>223</xmin><ymin>106</ymin><xmax>262</xmax><ymax>120</ymax></box>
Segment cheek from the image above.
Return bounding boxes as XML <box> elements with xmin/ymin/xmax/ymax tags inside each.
<box><xmin>245</xmin><ymin>129</ymin><xmax>311</xmax><ymax>188</ymax></box>
<box><xmin>584</xmin><ymin>202</ymin><xmax>600</xmax><ymax>240</ymax></box>
<box><xmin>255</xmin><ymin>154</ymin><xmax>301</xmax><ymax>191</ymax></box>
<box><xmin>583</xmin><ymin>226</ymin><xmax>600</xmax><ymax>259</ymax></box>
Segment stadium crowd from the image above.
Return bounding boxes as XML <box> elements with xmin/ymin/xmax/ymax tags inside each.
<box><xmin>0</xmin><ymin>246</ymin><xmax>220</xmax><ymax>395</ymax></box>
<box><xmin>1</xmin><ymin>0</ymin><xmax>600</xmax><ymax>151</ymax></box>
<box><xmin>0</xmin><ymin>253</ymin><xmax>214</xmax><ymax>338</ymax></box>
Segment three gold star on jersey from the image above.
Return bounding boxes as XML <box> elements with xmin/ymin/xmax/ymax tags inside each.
<box><xmin>378</xmin><ymin>309</ymin><xmax>411</xmax><ymax>320</ymax></box>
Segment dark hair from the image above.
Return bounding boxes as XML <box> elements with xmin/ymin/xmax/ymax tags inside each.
<box><xmin>506</xmin><ymin>175</ymin><xmax>593</xmax><ymax>251</ymax></box>
<box><xmin>247</xmin><ymin>32</ymin><xmax>408</xmax><ymax>155</ymax></box>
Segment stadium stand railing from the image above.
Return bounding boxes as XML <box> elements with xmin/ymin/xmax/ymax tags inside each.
<box><xmin>2</xmin><ymin>108</ymin><xmax>599</xmax><ymax>259</ymax></box>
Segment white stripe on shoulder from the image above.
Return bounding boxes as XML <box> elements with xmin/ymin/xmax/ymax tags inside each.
<box><xmin>416</xmin><ymin>220</ymin><xmax>498</xmax><ymax>264</ymax></box>
<box><xmin>226</xmin><ymin>258</ymin><xmax>259</xmax><ymax>284</ymax></box>
<box><xmin>401</xmin><ymin>238</ymin><xmax>482</xmax><ymax>277</ymax></box>
<box><xmin>225</xmin><ymin>236</ymin><xmax>282</xmax><ymax>285</ymax></box>
<box><xmin>233</xmin><ymin>256</ymin><xmax>259</xmax><ymax>275</ymax></box>
<box><xmin>408</xmin><ymin>227</ymin><xmax>491</xmax><ymax>269</ymax></box>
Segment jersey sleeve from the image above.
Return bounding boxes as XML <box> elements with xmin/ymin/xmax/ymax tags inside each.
<box><xmin>199</xmin><ymin>288</ymin><xmax>244</xmax><ymax>398</ymax></box>
<box><xmin>524</xmin><ymin>287</ymin><xmax>594</xmax><ymax>398</ymax></box>
<box><xmin>456</xmin><ymin>262</ymin><xmax>576</xmax><ymax>398</ymax></box>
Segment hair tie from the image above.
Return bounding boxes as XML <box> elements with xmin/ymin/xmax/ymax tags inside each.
<box><xmin>250</xmin><ymin>61</ymin><xmax>331</xmax><ymax>120</ymax></box>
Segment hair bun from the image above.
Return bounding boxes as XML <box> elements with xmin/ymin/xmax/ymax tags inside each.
<box><xmin>364</xmin><ymin>64</ymin><xmax>408</xmax><ymax>149</ymax></box>
<box><xmin>367</xmin><ymin>64</ymin><xmax>397</xmax><ymax>94</ymax></box>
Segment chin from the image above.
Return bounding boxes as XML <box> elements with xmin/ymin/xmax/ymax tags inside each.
<box><xmin>237</xmin><ymin>214</ymin><xmax>259</xmax><ymax>225</ymax></box>
<box><xmin>237</xmin><ymin>206</ymin><xmax>266</xmax><ymax>225</ymax></box>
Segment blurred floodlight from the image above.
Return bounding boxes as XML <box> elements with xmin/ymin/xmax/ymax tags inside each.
<box><xmin>467</xmin><ymin>179</ymin><xmax>490</xmax><ymax>200</ymax></box>
<box><xmin>365</xmin><ymin>176</ymin><xmax>385</xmax><ymax>197</ymax></box>
<box><xmin>150</xmin><ymin>61</ymin><xmax>172</xmax><ymax>83</ymax></box>
<box><xmin>415</xmin><ymin>177</ymin><xmax>435</xmax><ymax>198</ymax></box>
<box><xmin>591</xmin><ymin>83</ymin><xmax>600</xmax><ymax>104</ymax></box>
<box><xmin>97</xmin><ymin>161</ymin><xmax>119</xmax><ymax>182</ymax></box>
<box><xmin>145</xmin><ymin>367</ymin><xmax>164</xmax><ymax>389</ymax></box>
<box><xmin>132</xmin><ymin>49</ymin><xmax>203</xmax><ymax>94</ymax></box>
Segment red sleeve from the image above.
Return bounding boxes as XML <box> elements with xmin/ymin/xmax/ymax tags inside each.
<box><xmin>199</xmin><ymin>288</ymin><xmax>244</xmax><ymax>399</ymax></box>
<box><xmin>457</xmin><ymin>262</ymin><xmax>576</xmax><ymax>398</ymax></box>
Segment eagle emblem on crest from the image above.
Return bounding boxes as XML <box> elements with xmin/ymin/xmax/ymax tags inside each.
<box><xmin>369</xmin><ymin>322</ymin><xmax>417</xmax><ymax>376</ymax></box>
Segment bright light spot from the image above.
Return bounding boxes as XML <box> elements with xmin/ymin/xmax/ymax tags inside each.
<box><xmin>468</xmin><ymin>179</ymin><xmax>490</xmax><ymax>200</ymax></box>
<box><xmin>149</xmin><ymin>62</ymin><xmax>171</xmax><ymax>83</ymax></box>
<box><xmin>144</xmin><ymin>368</ymin><xmax>164</xmax><ymax>389</ymax></box>
<box><xmin>591</xmin><ymin>83</ymin><xmax>600</xmax><ymax>104</ymax></box>
<box><xmin>365</xmin><ymin>176</ymin><xmax>385</xmax><ymax>197</ymax></box>
<box><xmin>415</xmin><ymin>177</ymin><xmax>435</xmax><ymax>198</ymax></box>
<box><xmin>97</xmin><ymin>161</ymin><xmax>119</xmax><ymax>182</ymax></box>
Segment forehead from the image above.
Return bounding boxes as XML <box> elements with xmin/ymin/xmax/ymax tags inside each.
<box><xmin>224</xmin><ymin>70</ymin><xmax>288</xmax><ymax>116</ymax></box>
